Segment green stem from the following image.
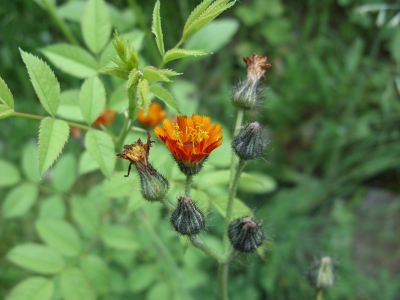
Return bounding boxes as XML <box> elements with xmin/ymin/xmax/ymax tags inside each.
<box><xmin>185</xmin><ymin>175</ymin><xmax>193</xmax><ymax>197</ymax></box>
<box><xmin>218</xmin><ymin>263</ymin><xmax>229</xmax><ymax>300</ymax></box>
<box><xmin>139</xmin><ymin>208</ymin><xmax>192</xmax><ymax>300</ymax></box>
<box><xmin>188</xmin><ymin>236</ymin><xmax>226</xmax><ymax>263</ymax></box>
<box><xmin>316</xmin><ymin>289</ymin><xmax>323</xmax><ymax>300</ymax></box>
<box><xmin>161</xmin><ymin>198</ymin><xmax>175</xmax><ymax>212</ymax></box>
<box><xmin>158</xmin><ymin>38</ymin><xmax>184</xmax><ymax>69</ymax></box>
<box><xmin>43</xmin><ymin>0</ymin><xmax>79</xmax><ymax>46</ymax></box>
<box><xmin>13</xmin><ymin>112</ymin><xmax>92</xmax><ymax>131</ymax></box>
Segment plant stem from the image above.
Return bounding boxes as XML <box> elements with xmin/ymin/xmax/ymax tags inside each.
<box><xmin>218</xmin><ymin>263</ymin><xmax>229</xmax><ymax>300</ymax></box>
<box><xmin>316</xmin><ymin>289</ymin><xmax>324</xmax><ymax>300</ymax></box>
<box><xmin>188</xmin><ymin>236</ymin><xmax>226</xmax><ymax>263</ymax></box>
<box><xmin>139</xmin><ymin>208</ymin><xmax>192</xmax><ymax>300</ymax></box>
<box><xmin>43</xmin><ymin>0</ymin><xmax>79</xmax><ymax>46</ymax></box>
<box><xmin>13</xmin><ymin>112</ymin><xmax>92</xmax><ymax>131</ymax></box>
<box><xmin>185</xmin><ymin>175</ymin><xmax>193</xmax><ymax>197</ymax></box>
<box><xmin>158</xmin><ymin>38</ymin><xmax>184</xmax><ymax>69</ymax></box>
<box><xmin>161</xmin><ymin>198</ymin><xmax>175</xmax><ymax>212</ymax></box>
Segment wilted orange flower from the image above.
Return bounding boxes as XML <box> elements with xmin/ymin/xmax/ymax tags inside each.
<box><xmin>243</xmin><ymin>53</ymin><xmax>271</xmax><ymax>82</ymax></box>
<box><xmin>138</xmin><ymin>103</ymin><xmax>167</xmax><ymax>126</ymax></box>
<box><xmin>94</xmin><ymin>109</ymin><xmax>115</xmax><ymax>127</ymax></box>
<box><xmin>154</xmin><ymin>114</ymin><xmax>223</xmax><ymax>175</ymax></box>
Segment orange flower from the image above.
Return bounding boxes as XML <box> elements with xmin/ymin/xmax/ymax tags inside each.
<box><xmin>94</xmin><ymin>109</ymin><xmax>115</xmax><ymax>127</ymax></box>
<box><xmin>154</xmin><ymin>114</ymin><xmax>223</xmax><ymax>175</ymax></box>
<box><xmin>138</xmin><ymin>103</ymin><xmax>167</xmax><ymax>127</ymax></box>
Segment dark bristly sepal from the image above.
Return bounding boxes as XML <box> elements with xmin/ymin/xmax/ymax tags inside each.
<box><xmin>171</xmin><ymin>195</ymin><xmax>205</xmax><ymax>235</ymax></box>
<box><xmin>228</xmin><ymin>217</ymin><xmax>264</xmax><ymax>253</ymax></box>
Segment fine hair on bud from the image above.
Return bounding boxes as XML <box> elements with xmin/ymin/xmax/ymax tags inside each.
<box><xmin>228</xmin><ymin>217</ymin><xmax>264</xmax><ymax>253</ymax></box>
<box><xmin>171</xmin><ymin>195</ymin><xmax>205</xmax><ymax>235</ymax></box>
<box><xmin>307</xmin><ymin>256</ymin><xmax>335</xmax><ymax>290</ymax></box>
<box><xmin>232</xmin><ymin>122</ymin><xmax>264</xmax><ymax>160</ymax></box>
<box><xmin>138</xmin><ymin>166</ymin><xmax>169</xmax><ymax>202</ymax></box>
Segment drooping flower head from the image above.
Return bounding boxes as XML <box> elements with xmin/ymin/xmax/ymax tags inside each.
<box><xmin>116</xmin><ymin>133</ymin><xmax>169</xmax><ymax>201</ymax></box>
<box><xmin>154</xmin><ymin>114</ymin><xmax>223</xmax><ymax>175</ymax></box>
<box><xmin>138</xmin><ymin>103</ymin><xmax>167</xmax><ymax>127</ymax></box>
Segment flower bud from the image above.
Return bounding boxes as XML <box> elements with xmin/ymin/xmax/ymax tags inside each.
<box><xmin>228</xmin><ymin>217</ymin><xmax>264</xmax><ymax>252</ymax></box>
<box><xmin>137</xmin><ymin>166</ymin><xmax>169</xmax><ymax>202</ymax></box>
<box><xmin>171</xmin><ymin>195</ymin><xmax>205</xmax><ymax>235</ymax></box>
<box><xmin>232</xmin><ymin>122</ymin><xmax>264</xmax><ymax>160</ymax></box>
<box><xmin>308</xmin><ymin>256</ymin><xmax>335</xmax><ymax>289</ymax></box>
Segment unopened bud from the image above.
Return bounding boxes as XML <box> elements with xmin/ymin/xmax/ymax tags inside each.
<box><xmin>232</xmin><ymin>122</ymin><xmax>264</xmax><ymax>160</ymax></box>
<box><xmin>308</xmin><ymin>256</ymin><xmax>335</xmax><ymax>289</ymax></box>
<box><xmin>228</xmin><ymin>217</ymin><xmax>264</xmax><ymax>252</ymax></box>
<box><xmin>171</xmin><ymin>195</ymin><xmax>205</xmax><ymax>235</ymax></box>
<box><xmin>138</xmin><ymin>166</ymin><xmax>169</xmax><ymax>202</ymax></box>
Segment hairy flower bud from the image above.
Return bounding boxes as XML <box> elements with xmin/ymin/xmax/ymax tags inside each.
<box><xmin>171</xmin><ymin>195</ymin><xmax>205</xmax><ymax>235</ymax></box>
<box><xmin>228</xmin><ymin>217</ymin><xmax>264</xmax><ymax>252</ymax></box>
<box><xmin>231</xmin><ymin>54</ymin><xmax>271</xmax><ymax>110</ymax></box>
<box><xmin>308</xmin><ymin>256</ymin><xmax>335</xmax><ymax>290</ymax></box>
<box><xmin>232</xmin><ymin>122</ymin><xmax>264</xmax><ymax>160</ymax></box>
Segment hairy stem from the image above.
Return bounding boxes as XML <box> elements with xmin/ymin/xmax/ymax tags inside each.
<box><xmin>161</xmin><ymin>198</ymin><xmax>175</xmax><ymax>212</ymax></box>
<box><xmin>218</xmin><ymin>263</ymin><xmax>229</xmax><ymax>300</ymax></box>
<box><xmin>316</xmin><ymin>289</ymin><xmax>324</xmax><ymax>300</ymax></box>
<box><xmin>189</xmin><ymin>236</ymin><xmax>226</xmax><ymax>263</ymax></box>
<box><xmin>185</xmin><ymin>175</ymin><xmax>193</xmax><ymax>197</ymax></box>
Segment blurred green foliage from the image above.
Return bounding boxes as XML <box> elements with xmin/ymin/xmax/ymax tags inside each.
<box><xmin>1</xmin><ymin>0</ymin><xmax>400</xmax><ymax>299</ymax></box>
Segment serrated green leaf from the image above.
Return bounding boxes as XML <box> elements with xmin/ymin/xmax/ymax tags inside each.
<box><xmin>127</xmin><ymin>69</ymin><xmax>139</xmax><ymax>88</ymax></box>
<box><xmin>71</xmin><ymin>196</ymin><xmax>100</xmax><ymax>237</ymax></box>
<box><xmin>210</xmin><ymin>196</ymin><xmax>253</xmax><ymax>219</ymax></box>
<box><xmin>78</xmin><ymin>150</ymin><xmax>100</xmax><ymax>175</ymax></box>
<box><xmin>113</xmin><ymin>32</ymin><xmax>129</xmax><ymax>63</ymax></box>
<box><xmin>0</xmin><ymin>76</ymin><xmax>14</xmax><ymax>108</ymax></box>
<box><xmin>0</xmin><ymin>105</ymin><xmax>14</xmax><ymax>119</ymax></box>
<box><xmin>6</xmin><ymin>276</ymin><xmax>54</xmax><ymax>300</ymax></box>
<box><xmin>157</xmin><ymin>69</ymin><xmax>182</xmax><ymax>77</ymax></box>
<box><xmin>20</xmin><ymin>49</ymin><xmax>60</xmax><ymax>116</ymax></box>
<box><xmin>99</xmin><ymin>66</ymin><xmax>129</xmax><ymax>79</ymax></box>
<box><xmin>38</xmin><ymin>117</ymin><xmax>69</xmax><ymax>175</ymax></box>
<box><xmin>7</xmin><ymin>243</ymin><xmax>65</xmax><ymax>274</ymax></box>
<box><xmin>163</xmin><ymin>48</ymin><xmax>212</xmax><ymax>63</ymax></box>
<box><xmin>149</xmin><ymin>85</ymin><xmax>180</xmax><ymax>113</ymax></box>
<box><xmin>61</xmin><ymin>268</ymin><xmax>96</xmax><ymax>300</ymax></box>
<box><xmin>40</xmin><ymin>44</ymin><xmax>98</xmax><ymax>79</ymax></box>
<box><xmin>85</xmin><ymin>130</ymin><xmax>116</xmax><ymax>177</ymax></box>
<box><xmin>0</xmin><ymin>159</ymin><xmax>21</xmax><ymax>187</ymax></box>
<box><xmin>137</xmin><ymin>79</ymin><xmax>150</xmax><ymax>114</ymax></box>
<box><xmin>182</xmin><ymin>2</ymin><xmax>235</xmax><ymax>41</ymax></box>
<box><xmin>21</xmin><ymin>142</ymin><xmax>40</xmax><ymax>183</ymax></box>
<box><xmin>238</xmin><ymin>172</ymin><xmax>277</xmax><ymax>194</ymax></box>
<box><xmin>2</xmin><ymin>183</ymin><xmax>38</xmax><ymax>219</ymax></box>
<box><xmin>102</xmin><ymin>171</ymin><xmax>136</xmax><ymax>198</ymax></box>
<box><xmin>52</xmin><ymin>153</ymin><xmax>77</xmax><ymax>192</ymax></box>
<box><xmin>82</xmin><ymin>0</ymin><xmax>111</xmax><ymax>54</ymax></box>
<box><xmin>141</xmin><ymin>66</ymin><xmax>171</xmax><ymax>83</ymax></box>
<box><xmin>35</xmin><ymin>219</ymin><xmax>82</xmax><ymax>257</ymax></box>
<box><xmin>101</xmin><ymin>225</ymin><xmax>139</xmax><ymax>250</ymax></box>
<box><xmin>183</xmin><ymin>0</ymin><xmax>213</xmax><ymax>32</ymax></box>
<box><xmin>151</xmin><ymin>1</ymin><xmax>165</xmax><ymax>56</ymax></box>
<box><xmin>80</xmin><ymin>255</ymin><xmax>111</xmax><ymax>296</ymax></box>
<box><xmin>79</xmin><ymin>76</ymin><xmax>106</xmax><ymax>125</ymax></box>
<box><xmin>39</xmin><ymin>195</ymin><xmax>66</xmax><ymax>219</ymax></box>
<box><xmin>57</xmin><ymin>89</ymin><xmax>85</xmax><ymax>122</ymax></box>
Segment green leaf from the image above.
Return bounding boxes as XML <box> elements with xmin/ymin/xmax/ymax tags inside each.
<box><xmin>99</xmin><ymin>66</ymin><xmax>129</xmax><ymax>79</ymax></box>
<box><xmin>197</xmin><ymin>170</ymin><xmax>229</xmax><ymax>190</ymax></box>
<box><xmin>157</xmin><ymin>69</ymin><xmax>182</xmax><ymax>77</ymax></box>
<box><xmin>0</xmin><ymin>76</ymin><xmax>14</xmax><ymax>108</ymax></box>
<box><xmin>238</xmin><ymin>172</ymin><xmax>277</xmax><ymax>194</ymax></box>
<box><xmin>102</xmin><ymin>171</ymin><xmax>136</xmax><ymax>198</ymax></box>
<box><xmin>52</xmin><ymin>153</ymin><xmax>77</xmax><ymax>193</ymax></box>
<box><xmin>0</xmin><ymin>159</ymin><xmax>21</xmax><ymax>187</ymax></box>
<box><xmin>79</xmin><ymin>76</ymin><xmax>106</xmax><ymax>125</ymax></box>
<box><xmin>182</xmin><ymin>2</ymin><xmax>235</xmax><ymax>42</ymax></box>
<box><xmin>38</xmin><ymin>117</ymin><xmax>70</xmax><ymax>175</ymax></box>
<box><xmin>80</xmin><ymin>255</ymin><xmax>111</xmax><ymax>296</ymax></box>
<box><xmin>71</xmin><ymin>196</ymin><xmax>100</xmax><ymax>237</ymax></box>
<box><xmin>137</xmin><ymin>79</ymin><xmax>150</xmax><ymax>114</ymax></box>
<box><xmin>40</xmin><ymin>44</ymin><xmax>98</xmax><ymax>79</ymax></box>
<box><xmin>151</xmin><ymin>1</ymin><xmax>165</xmax><ymax>56</ymax></box>
<box><xmin>0</xmin><ymin>105</ymin><xmax>14</xmax><ymax>119</ymax></box>
<box><xmin>109</xmin><ymin>84</ymin><xmax>129</xmax><ymax>113</ymax></box>
<box><xmin>2</xmin><ymin>183</ymin><xmax>38</xmax><ymax>219</ymax></box>
<box><xmin>20</xmin><ymin>49</ymin><xmax>60</xmax><ymax>116</ymax></box>
<box><xmin>57</xmin><ymin>89</ymin><xmax>85</xmax><ymax>122</ymax></box>
<box><xmin>61</xmin><ymin>268</ymin><xmax>96</xmax><ymax>300</ymax></box>
<box><xmin>82</xmin><ymin>0</ymin><xmax>111</xmax><ymax>54</ymax></box>
<box><xmin>6</xmin><ymin>276</ymin><xmax>54</xmax><ymax>300</ymax></box>
<box><xmin>35</xmin><ymin>219</ymin><xmax>82</xmax><ymax>257</ymax></box>
<box><xmin>141</xmin><ymin>66</ymin><xmax>171</xmax><ymax>83</ymax></box>
<box><xmin>127</xmin><ymin>187</ymin><xmax>146</xmax><ymax>213</ymax></box>
<box><xmin>85</xmin><ymin>129</ymin><xmax>116</xmax><ymax>177</ymax></box>
<box><xmin>163</xmin><ymin>48</ymin><xmax>212</xmax><ymax>63</ymax></box>
<box><xmin>147</xmin><ymin>283</ymin><xmax>170</xmax><ymax>300</ymax></box>
<box><xmin>128</xmin><ymin>265</ymin><xmax>156</xmax><ymax>293</ymax></box>
<box><xmin>7</xmin><ymin>243</ymin><xmax>65</xmax><ymax>274</ymax></box>
<box><xmin>101</xmin><ymin>225</ymin><xmax>139</xmax><ymax>250</ymax></box>
<box><xmin>149</xmin><ymin>85</ymin><xmax>180</xmax><ymax>113</ymax></box>
<box><xmin>39</xmin><ymin>195</ymin><xmax>66</xmax><ymax>219</ymax></box>
<box><xmin>127</xmin><ymin>69</ymin><xmax>140</xmax><ymax>88</ymax></box>
<box><xmin>183</xmin><ymin>0</ymin><xmax>213</xmax><ymax>32</ymax></box>
<box><xmin>210</xmin><ymin>196</ymin><xmax>253</xmax><ymax>219</ymax></box>
<box><xmin>21</xmin><ymin>142</ymin><xmax>40</xmax><ymax>183</ymax></box>
<box><xmin>78</xmin><ymin>150</ymin><xmax>100</xmax><ymax>175</ymax></box>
